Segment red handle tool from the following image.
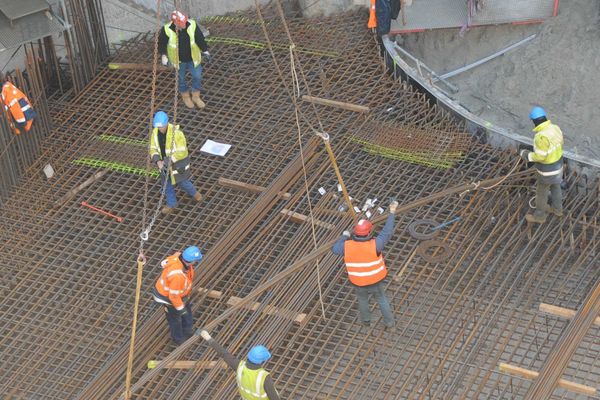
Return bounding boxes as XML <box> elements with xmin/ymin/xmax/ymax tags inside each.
<box><xmin>81</xmin><ymin>201</ymin><xmax>123</xmax><ymax>222</ymax></box>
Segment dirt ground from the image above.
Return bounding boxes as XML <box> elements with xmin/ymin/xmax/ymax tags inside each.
<box><xmin>397</xmin><ymin>0</ymin><xmax>600</xmax><ymax>161</ymax></box>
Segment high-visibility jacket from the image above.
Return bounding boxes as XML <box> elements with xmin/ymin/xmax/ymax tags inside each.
<box><xmin>149</xmin><ymin>123</ymin><xmax>191</xmax><ymax>184</ymax></box>
<box><xmin>343</xmin><ymin>239</ymin><xmax>387</xmax><ymax>286</ymax></box>
<box><xmin>1</xmin><ymin>81</ymin><xmax>35</xmax><ymax>134</ymax></box>
<box><xmin>527</xmin><ymin>120</ymin><xmax>563</xmax><ymax>178</ymax></box>
<box><xmin>368</xmin><ymin>0</ymin><xmax>377</xmax><ymax>28</ymax></box>
<box><xmin>153</xmin><ymin>252</ymin><xmax>194</xmax><ymax>310</ymax></box>
<box><xmin>236</xmin><ymin>361</ymin><xmax>270</xmax><ymax>400</ymax></box>
<box><xmin>164</xmin><ymin>19</ymin><xmax>202</xmax><ymax>68</ymax></box>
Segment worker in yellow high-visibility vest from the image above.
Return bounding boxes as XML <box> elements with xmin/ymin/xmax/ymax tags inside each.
<box><xmin>520</xmin><ymin>106</ymin><xmax>564</xmax><ymax>224</ymax></box>
<box><xmin>199</xmin><ymin>330</ymin><xmax>280</xmax><ymax>399</ymax></box>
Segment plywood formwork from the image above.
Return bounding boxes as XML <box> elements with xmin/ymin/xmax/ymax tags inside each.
<box><xmin>0</xmin><ymin>6</ymin><xmax>597</xmax><ymax>400</ymax></box>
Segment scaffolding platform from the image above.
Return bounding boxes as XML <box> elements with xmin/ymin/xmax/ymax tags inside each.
<box><xmin>391</xmin><ymin>0</ymin><xmax>559</xmax><ymax>33</ymax></box>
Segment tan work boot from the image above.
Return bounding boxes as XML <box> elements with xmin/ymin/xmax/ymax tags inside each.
<box><xmin>161</xmin><ymin>205</ymin><xmax>174</xmax><ymax>215</ymax></box>
<box><xmin>181</xmin><ymin>92</ymin><xmax>194</xmax><ymax>109</ymax></box>
<box><xmin>193</xmin><ymin>192</ymin><xmax>203</xmax><ymax>202</ymax></box>
<box><xmin>191</xmin><ymin>91</ymin><xmax>206</xmax><ymax>109</ymax></box>
<box><xmin>525</xmin><ymin>213</ymin><xmax>547</xmax><ymax>224</ymax></box>
<box><xmin>549</xmin><ymin>207</ymin><xmax>563</xmax><ymax>217</ymax></box>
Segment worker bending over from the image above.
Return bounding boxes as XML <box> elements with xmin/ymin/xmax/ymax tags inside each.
<box><xmin>520</xmin><ymin>107</ymin><xmax>564</xmax><ymax>224</ymax></box>
<box><xmin>158</xmin><ymin>10</ymin><xmax>211</xmax><ymax>109</ymax></box>
<box><xmin>199</xmin><ymin>330</ymin><xmax>281</xmax><ymax>400</ymax></box>
<box><xmin>152</xmin><ymin>246</ymin><xmax>203</xmax><ymax>345</ymax></box>
<box><xmin>332</xmin><ymin>201</ymin><xmax>398</xmax><ymax>328</ymax></box>
<box><xmin>1</xmin><ymin>81</ymin><xmax>36</xmax><ymax>134</ymax></box>
<box><xmin>150</xmin><ymin>111</ymin><xmax>203</xmax><ymax>215</ymax></box>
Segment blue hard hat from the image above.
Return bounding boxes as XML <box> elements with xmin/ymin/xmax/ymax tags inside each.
<box><xmin>182</xmin><ymin>246</ymin><xmax>203</xmax><ymax>263</ymax></box>
<box><xmin>153</xmin><ymin>111</ymin><xmax>169</xmax><ymax>128</ymax></box>
<box><xmin>247</xmin><ymin>345</ymin><xmax>271</xmax><ymax>364</ymax></box>
<box><xmin>529</xmin><ymin>106</ymin><xmax>546</xmax><ymax>120</ymax></box>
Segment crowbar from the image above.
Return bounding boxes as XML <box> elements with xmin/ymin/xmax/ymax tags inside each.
<box><xmin>81</xmin><ymin>201</ymin><xmax>123</xmax><ymax>222</ymax></box>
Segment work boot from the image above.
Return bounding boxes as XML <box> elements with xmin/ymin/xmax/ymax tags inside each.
<box><xmin>193</xmin><ymin>192</ymin><xmax>203</xmax><ymax>202</ymax></box>
<box><xmin>548</xmin><ymin>207</ymin><xmax>563</xmax><ymax>217</ymax></box>
<box><xmin>181</xmin><ymin>92</ymin><xmax>194</xmax><ymax>109</ymax></box>
<box><xmin>161</xmin><ymin>205</ymin><xmax>174</xmax><ymax>215</ymax></box>
<box><xmin>525</xmin><ymin>213</ymin><xmax>546</xmax><ymax>224</ymax></box>
<box><xmin>191</xmin><ymin>91</ymin><xmax>206</xmax><ymax>109</ymax></box>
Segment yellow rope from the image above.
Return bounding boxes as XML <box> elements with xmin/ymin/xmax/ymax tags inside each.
<box><xmin>124</xmin><ymin>254</ymin><xmax>146</xmax><ymax>399</ymax></box>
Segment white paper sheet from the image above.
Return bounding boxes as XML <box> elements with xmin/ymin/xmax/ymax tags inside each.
<box><xmin>200</xmin><ymin>140</ymin><xmax>232</xmax><ymax>156</ymax></box>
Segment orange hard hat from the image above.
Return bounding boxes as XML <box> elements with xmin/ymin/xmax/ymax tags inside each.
<box><xmin>353</xmin><ymin>219</ymin><xmax>373</xmax><ymax>236</ymax></box>
<box><xmin>171</xmin><ymin>10</ymin><xmax>188</xmax><ymax>27</ymax></box>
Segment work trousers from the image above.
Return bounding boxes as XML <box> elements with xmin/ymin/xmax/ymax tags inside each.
<box><xmin>164</xmin><ymin>302</ymin><xmax>194</xmax><ymax>345</ymax></box>
<box><xmin>353</xmin><ymin>281</ymin><xmax>395</xmax><ymax>326</ymax></box>
<box><xmin>534</xmin><ymin>176</ymin><xmax>562</xmax><ymax>217</ymax></box>
<box><xmin>162</xmin><ymin>175</ymin><xmax>198</xmax><ymax>207</ymax></box>
<box><xmin>177</xmin><ymin>61</ymin><xmax>202</xmax><ymax>93</ymax></box>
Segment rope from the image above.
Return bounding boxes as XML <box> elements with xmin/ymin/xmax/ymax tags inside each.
<box><xmin>124</xmin><ymin>254</ymin><xmax>146</xmax><ymax>400</ymax></box>
<box><xmin>459</xmin><ymin>157</ymin><xmax>521</xmax><ymax>197</ymax></box>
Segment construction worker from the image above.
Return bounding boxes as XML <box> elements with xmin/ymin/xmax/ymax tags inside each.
<box><xmin>332</xmin><ymin>200</ymin><xmax>398</xmax><ymax>328</ymax></box>
<box><xmin>152</xmin><ymin>246</ymin><xmax>203</xmax><ymax>345</ymax></box>
<box><xmin>198</xmin><ymin>329</ymin><xmax>281</xmax><ymax>400</ymax></box>
<box><xmin>158</xmin><ymin>10</ymin><xmax>211</xmax><ymax>109</ymax></box>
<box><xmin>150</xmin><ymin>111</ymin><xmax>203</xmax><ymax>215</ymax></box>
<box><xmin>1</xmin><ymin>81</ymin><xmax>36</xmax><ymax>134</ymax></box>
<box><xmin>520</xmin><ymin>106</ymin><xmax>564</xmax><ymax>223</ymax></box>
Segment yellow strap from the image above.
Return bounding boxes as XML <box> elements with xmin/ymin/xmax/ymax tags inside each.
<box><xmin>124</xmin><ymin>253</ymin><xmax>146</xmax><ymax>399</ymax></box>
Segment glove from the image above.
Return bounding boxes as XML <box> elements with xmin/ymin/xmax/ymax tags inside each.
<box><xmin>389</xmin><ymin>201</ymin><xmax>398</xmax><ymax>214</ymax></box>
<box><xmin>161</xmin><ymin>54</ymin><xmax>169</xmax><ymax>66</ymax></box>
<box><xmin>199</xmin><ymin>329</ymin><xmax>212</xmax><ymax>341</ymax></box>
<box><xmin>519</xmin><ymin>149</ymin><xmax>530</xmax><ymax>162</ymax></box>
<box><xmin>342</xmin><ymin>230</ymin><xmax>351</xmax><ymax>238</ymax></box>
<box><xmin>202</xmin><ymin>51</ymin><xmax>212</xmax><ymax>65</ymax></box>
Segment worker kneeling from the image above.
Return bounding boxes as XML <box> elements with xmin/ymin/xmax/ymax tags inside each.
<box><xmin>199</xmin><ymin>329</ymin><xmax>281</xmax><ymax>400</ymax></box>
<box><xmin>332</xmin><ymin>200</ymin><xmax>398</xmax><ymax>328</ymax></box>
<box><xmin>152</xmin><ymin>246</ymin><xmax>203</xmax><ymax>345</ymax></box>
<box><xmin>1</xmin><ymin>81</ymin><xmax>36</xmax><ymax>134</ymax></box>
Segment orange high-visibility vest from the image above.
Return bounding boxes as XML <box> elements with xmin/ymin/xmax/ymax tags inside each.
<box><xmin>154</xmin><ymin>252</ymin><xmax>194</xmax><ymax>310</ymax></box>
<box><xmin>344</xmin><ymin>239</ymin><xmax>387</xmax><ymax>286</ymax></box>
<box><xmin>368</xmin><ymin>0</ymin><xmax>377</xmax><ymax>28</ymax></box>
<box><xmin>1</xmin><ymin>81</ymin><xmax>34</xmax><ymax>134</ymax></box>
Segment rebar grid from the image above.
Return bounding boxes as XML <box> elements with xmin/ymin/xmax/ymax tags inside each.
<box><xmin>0</xmin><ymin>7</ymin><xmax>597</xmax><ymax>400</ymax></box>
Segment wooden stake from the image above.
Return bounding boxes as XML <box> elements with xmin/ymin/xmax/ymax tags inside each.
<box><xmin>301</xmin><ymin>95</ymin><xmax>370</xmax><ymax>113</ymax></box>
<box><xmin>147</xmin><ymin>360</ymin><xmax>226</xmax><ymax>369</ymax></box>
<box><xmin>218</xmin><ymin>177</ymin><xmax>291</xmax><ymax>199</ymax></box>
<box><xmin>108</xmin><ymin>63</ymin><xmax>169</xmax><ymax>72</ymax></box>
<box><xmin>499</xmin><ymin>363</ymin><xmax>597</xmax><ymax>396</ymax></box>
<box><xmin>281</xmin><ymin>209</ymin><xmax>336</xmax><ymax>230</ymax></box>
<box><xmin>227</xmin><ymin>296</ymin><xmax>306</xmax><ymax>324</ymax></box>
<box><xmin>539</xmin><ymin>303</ymin><xmax>600</xmax><ymax>326</ymax></box>
<box><xmin>54</xmin><ymin>169</ymin><xmax>107</xmax><ymax>207</ymax></box>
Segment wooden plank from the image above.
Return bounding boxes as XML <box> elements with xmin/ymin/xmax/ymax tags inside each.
<box><xmin>227</xmin><ymin>296</ymin><xmax>306</xmax><ymax>324</ymax></box>
<box><xmin>108</xmin><ymin>63</ymin><xmax>169</xmax><ymax>72</ymax></box>
<box><xmin>218</xmin><ymin>177</ymin><xmax>291</xmax><ymax>199</ymax></box>
<box><xmin>499</xmin><ymin>363</ymin><xmax>597</xmax><ymax>396</ymax></box>
<box><xmin>539</xmin><ymin>303</ymin><xmax>600</xmax><ymax>326</ymax></box>
<box><xmin>197</xmin><ymin>287</ymin><xmax>223</xmax><ymax>299</ymax></box>
<box><xmin>280</xmin><ymin>208</ymin><xmax>336</xmax><ymax>230</ymax></box>
<box><xmin>147</xmin><ymin>360</ymin><xmax>226</xmax><ymax>369</ymax></box>
<box><xmin>54</xmin><ymin>169</ymin><xmax>107</xmax><ymax>207</ymax></box>
<box><xmin>301</xmin><ymin>95</ymin><xmax>370</xmax><ymax>113</ymax></box>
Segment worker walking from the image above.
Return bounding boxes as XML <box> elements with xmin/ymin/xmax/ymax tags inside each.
<box><xmin>520</xmin><ymin>107</ymin><xmax>564</xmax><ymax>224</ymax></box>
<box><xmin>1</xmin><ymin>81</ymin><xmax>36</xmax><ymax>134</ymax></box>
<box><xmin>198</xmin><ymin>329</ymin><xmax>281</xmax><ymax>400</ymax></box>
<box><xmin>158</xmin><ymin>10</ymin><xmax>211</xmax><ymax>109</ymax></box>
<box><xmin>152</xmin><ymin>246</ymin><xmax>203</xmax><ymax>345</ymax></box>
<box><xmin>150</xmin><ymin>111</ymin><xmax>203</xmax><ymax>215</ymax></box>
<box><xmin>332</xmin><ymin>200</ymin><xmax>398</xmax><ymax>328</ymax></box>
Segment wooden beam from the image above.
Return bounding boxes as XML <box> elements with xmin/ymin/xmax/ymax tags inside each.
<box><xmin>227</xmin><ymin>296</ymin><xmax>306</xmax><ymax>324</ymax></box>
<box><xmin>301</xmin><ymin>95</ymin><xmax>370</xmax><ymax>113</ymax></box>
<box><xmin>108</xmin><ymin>63</ymin><xmax>169</xmax><ymax>72</ymax></box>
<box><xmin>147</xmin><ymin>360</ymin><xmax>226</xmax><ymax>369</ymax></box>
<box><xmin>197</xmin><ymin>287</ymin><xmax>224</xmax><ymax>299</ymax></box>
<box><xmin>539</xmin><ymin>303</ymin><xmax>600</xmax><ymax>326</ymax></box>
<box><xmin>280</xmin><ymin>209</ymin><xmax>336</xmax><ymax>230</ymax></box>
<box><xmin>218</xmin><ymin>177</ymin><xmax>291</xmax><ymax>199</ymax></box>
<box><xmin>54</xmin><ymin>169</ymin><xmax>107</xmax><ymax>207</ymax></box>
<box><xmin>499</xmin><ymin>363</ymin><xmax>597</xmax><ymax>396</ymax></box>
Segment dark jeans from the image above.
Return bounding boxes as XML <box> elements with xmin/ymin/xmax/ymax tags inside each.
<box><xmin>164</xmin><ymin>302</ymin><xmax>193</xmax><ymax>344</ymax></box>
<box><xmin>534</xmin><ymin>177</ymin><xmax>562</xmax><ymax>217</ymax></box>
<box><xmin>354</xmin><ymin>281</ymin><xmax>394</xmax><ymax>326</ymax></box>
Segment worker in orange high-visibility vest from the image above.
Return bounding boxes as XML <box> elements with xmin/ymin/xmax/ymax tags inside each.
<box><xmin>368</xmin><ymin>0</ymin><xmax>377</xmax><ymax>28</ymax></box>
<box><xmin>332</xmin><ymin>200</ymin><xmax>398</xmax><ymax>328</ymax></box>
<box><xmin>1</xmin><ymin>81</ymin><xmax>36</xmax><ymax>134</ymax></box>
<box><xmin>152</xmin><ymin>246</ymin><xmax>203</xmax><ymax>344</ymax></box>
